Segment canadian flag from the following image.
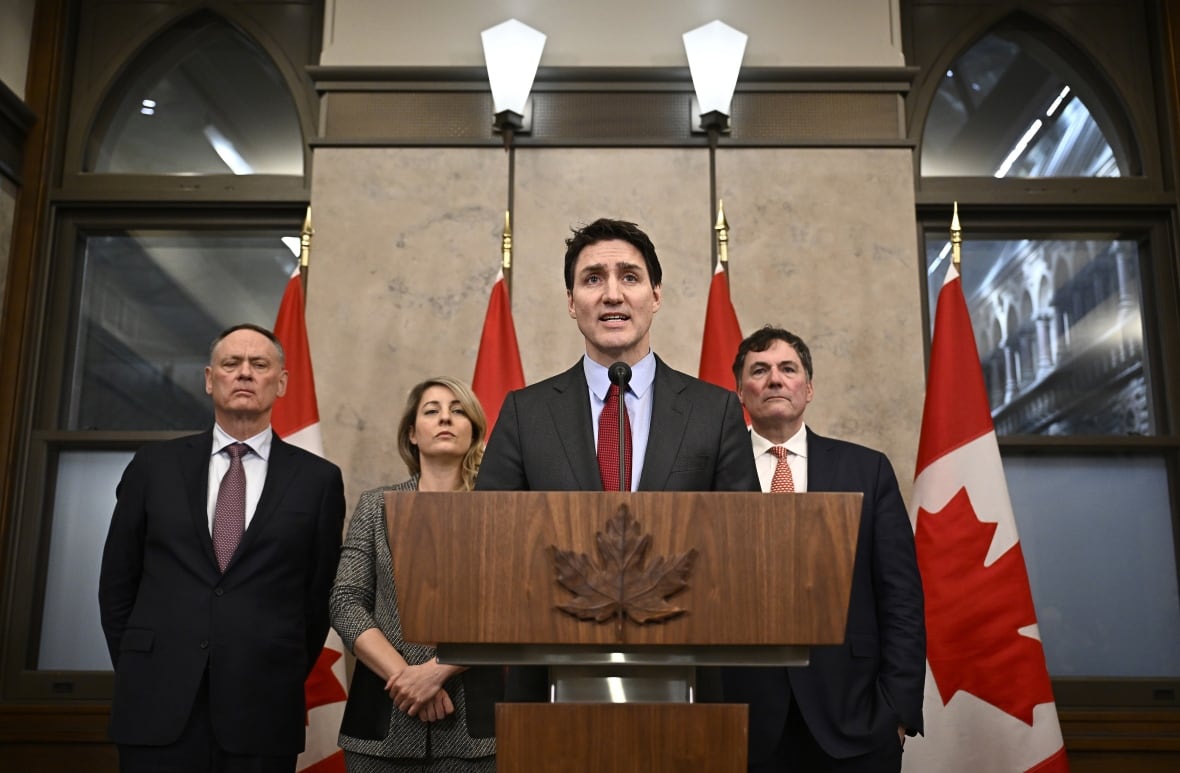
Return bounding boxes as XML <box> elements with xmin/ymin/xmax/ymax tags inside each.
<box><xmin>905</xmin><ymin>264</ymin><xmax>1068</xmax><ymax>772</ymax></box>
<box><xmin>698</xmin><ymin>261</ymin><xmax>748</xmax><ymax>422</ymax></box>
<box><xmin>472</xmin><ymin>268</ymin><xmax>525</xmax><ymax>438</ymax></box>
<box><xmin>272</xmin><ymin>268</ymin><xmax>349</xmax><ymax>773</ymax></box>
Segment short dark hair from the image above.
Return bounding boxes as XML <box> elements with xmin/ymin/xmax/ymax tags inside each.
<box><xmin>732</xmin><ymin>326</ymin><xmax>813</xmax><ymax>387</ymax></box>
<box><xmin>209</xmin><ymin>323</ymin><xmax>285</xmax><ymax>366</ymax></box>
<box><xmin>563</xmin><ymin>218</ymin><xmax>663</xmax><ymax>291</ymax></box>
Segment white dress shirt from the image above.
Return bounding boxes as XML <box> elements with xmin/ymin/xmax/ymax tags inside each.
<box><xmin>206</xmin><ymin>423</ymin><xmax>273</xmax><ymax>533</ymax></box>
<box><xmin>750</xmin><ymin>423</ymin><xmax>809</xmax><ymax>493</ymax></box>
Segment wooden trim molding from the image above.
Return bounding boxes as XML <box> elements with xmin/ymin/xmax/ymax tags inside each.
<box><xmin>0</xmin><ymin>703</ymin><xmax>110</xmax><ymax>743</ymax></box>
<box><xmin>310</xmin><ymin>65</ymin><xmax>917</xmax><ymax>148</ymax></box>
<box><xmin>1061</xmin><ymin>709</ymin><xmax>1180</xmax><ymax>752</ymax></box>
<box><xmin>0</xmin><ymin>79</ymin><xmax>36</xmax><ymax>184</ymax></box>
<box><xmin>0</xmin><ymin>0</ymin><xmax>69</xmax><ymax>699</ymax></box>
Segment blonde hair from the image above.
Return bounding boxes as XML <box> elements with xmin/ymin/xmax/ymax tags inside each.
<box><xmin>397</xmin><ymin>376</ymin><xmax>487</xmax><ymax>491</ymax></box>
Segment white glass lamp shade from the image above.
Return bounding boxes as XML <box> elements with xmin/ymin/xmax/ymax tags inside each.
<box><xmin>682</xmin><ymin>20</ymin><xmax>748</xmax><ymax>116</ymax></box>
<box><xmin>481</xmin><ymin>19</ymin><xmax>547</xmax><ymax>116</ymax></box>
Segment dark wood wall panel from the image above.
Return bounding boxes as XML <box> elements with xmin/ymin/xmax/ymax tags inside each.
<box><xmin>0</xmin><ymin>81</ymin><xmax>35</xmax><ymax>184</ymax></box>
<box><xmin>322</xmin><ymin>91</ymin><xmax>496</xmax><ymax>142</ymax></box>
<box><xmin>731</xmin><ymin>92</ymin><xmax>900</xmax><ymax>142</ymax></box>
<box><xmin>532</xmin><ymin>92</ymin><xmax>693</xmax><ymax>143</ymax></box>
<box><xmin>313</xmin><ymin>67</ymin><xmax>912</xmax><ymax>147</ymax></box>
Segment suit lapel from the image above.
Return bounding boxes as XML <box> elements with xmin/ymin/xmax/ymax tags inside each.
<box><xmin>545</xmin><ymin>362</ymin><xmax>600</xmax><ymax>490</ymax></box>
<box><xmin>637</xmin><ymin>357</ymin><xmax>690</xmax><ymax>491</ymax></box>
<box><xmin>183</xmin><ymin>430</ymin><xmax>218</xmax><ymax>568</ymax></box>
<box><xmin>805</xmin><ymin>427</ymin><xmax>838</xmax><ymax>492</ymax></box>
<box><xmin>237</xmin><ymin>433</ymin><xmax>296</xmax><ymax>560</ymax></box>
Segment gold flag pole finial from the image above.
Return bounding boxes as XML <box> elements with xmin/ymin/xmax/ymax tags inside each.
<box><xmin>299</xmin><ymin>206</ymin><xmax>313</xmax><ymax>271</ymax></box>
<box><xmin>298</xmin><ymin>206</ymin><xmax>313</xmax><ymax>302</ymax></box>
<box><xmin>714</xmin><ymin>199</ymin><xmax>730</xmax><ymax>267</ymax></box>
<box><xmin>501</xmin><ymin>210</ymin><xmax>512</xmax><ymax>272</ymax></box>
<box><xmin>950</xmin><ymin>201</ymin><xmax>962</xmax><ymax>270</ymax></box>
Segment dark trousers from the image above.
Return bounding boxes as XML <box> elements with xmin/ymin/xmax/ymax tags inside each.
<box><xmin>117</xmin><ymin>674</ymin><xmax>297</xmax><ymax>773</ymax></box>
<box><xmin>749</xmin><ymin>701</ymin><xmax>903</xmax><ymax>773</ymax></box>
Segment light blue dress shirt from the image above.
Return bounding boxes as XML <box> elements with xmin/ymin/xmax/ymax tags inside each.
<box><xmin>584</xmin><ymin>351</ymin><xmax>655</xmax><ymax>491</ymax></box>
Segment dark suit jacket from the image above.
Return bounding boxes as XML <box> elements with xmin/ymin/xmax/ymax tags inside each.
<box><xmin>98</xmin><ymin>430</ymin><xmax>345</xmax><ymax>755</ymax></box>
<box><xmin>723</xmin><ymin>428</ymin><xmax>925</xmax><ymax>763</ymax></box>
<box><xmin>475</xmin><ymin>356</ymin><xmax>759</xmax><ymax>493</ymax></box>
<box><xmin>471</xmin><ymin>355</ymin><xmax>760</xmax><ymax>714</ymax></box>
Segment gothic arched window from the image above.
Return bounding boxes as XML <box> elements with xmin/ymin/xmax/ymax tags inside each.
<box><xmin>86</xmin><ymin>15</ymin><xmax>304</xmax><ymax>176</ymax></box>
<box><xmin>907</xmin><ymin>1</ymin><xmax>1180</xmax><ymax>705</ymax></box>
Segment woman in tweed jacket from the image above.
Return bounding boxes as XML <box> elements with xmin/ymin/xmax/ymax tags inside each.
<box><xmin>330</xmin><ymin>377</ymin><xmax>495</xmax><ymax>772</ymax></box>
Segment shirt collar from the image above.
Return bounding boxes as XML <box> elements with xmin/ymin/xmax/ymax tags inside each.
<box><xmin>212</xmin><ymin>423</ymin><xmax>273</xmax><ymax>461</ymax></box>
<box><xmin>583</xmin><ymin>350</ymin><xmax>656</xmax><ymax>400</ymax></box>
<box><xmin>750</xmin><ymin>423</ymin><xmax>808</xmax><ymax>459</ymax></box>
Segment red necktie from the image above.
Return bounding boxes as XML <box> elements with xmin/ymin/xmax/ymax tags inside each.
<box><xmin>598</xmin><ymin>384</ymin><xmax>632</xmax><ymax>491</ymax></box>
<box><xmin>213</xmin><ymin>442</ymin><xmax>248</xmax><ymax>572</ymax></box>
<box><xmin>769</xmin><ymin>446</ymin><xmax>795</xmax><ymax>493</ymax></box>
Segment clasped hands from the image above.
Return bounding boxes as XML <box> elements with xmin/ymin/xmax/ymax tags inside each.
<box><xmin>385</xmin><ymin>659</ymin><xmax>454</xmax><ymax>723</ymax></box>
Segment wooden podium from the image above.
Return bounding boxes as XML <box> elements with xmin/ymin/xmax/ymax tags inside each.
<box><xmin>387</xmin><ymin>490</ymin><xmax>861</xmax><ymax>773</ymax></box>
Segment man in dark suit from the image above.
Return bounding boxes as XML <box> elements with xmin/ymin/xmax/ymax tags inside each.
<box><xmin>723</xmin><ymin>326</ymin><xmax>925</xmax><ymax>773</ymax></box>
<box><xmin>99</xmin><ymin>323</ymin><xmax>345</xmax><ymax>773</ymax></box>
<box><xmin>476</xmin><ymin>217</ymin><xmax>756</xmax><ymax>493</ymax></box>
<box><xmin>473</xmin><ymin>217</ymin><xmax>759</xmax><ymax>701</ymax></box>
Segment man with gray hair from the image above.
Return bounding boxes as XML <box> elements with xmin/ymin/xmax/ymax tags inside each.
<box><xmin>100</xmin><ymin>323</ymin><xmax>345</xmax><ymax>773</ymax></box>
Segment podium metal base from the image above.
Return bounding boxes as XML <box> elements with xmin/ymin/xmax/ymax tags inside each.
<box><xmin>437</xmin><ymin>643</ymin><xmax>810</xmax><ymax>666</ymax></box>
<box><xmin>550</xmin><ymin>665</ymin><xmax>694</xmax><ymax>703</ymax></box>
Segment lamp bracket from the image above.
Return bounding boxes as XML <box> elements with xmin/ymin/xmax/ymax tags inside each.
<box><xmin>493</xmin><ymin>99</ymin><xmax>533</xmax><ymax>135</ymax></box>
<box><xmin>690</xmin><ymin>96</ymin><xmax>731</xmax><ymax>135</ymax></box>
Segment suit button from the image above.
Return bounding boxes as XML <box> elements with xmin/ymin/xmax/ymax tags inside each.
<box><xmin>200</xmin><ymin>640</ymin><xmax>209</xmax><ymax>649</ymax></box>
<box><xmin>215</xmin><ymin>588</ymin><xmax>224</xmax><ymax>596</ymax></box>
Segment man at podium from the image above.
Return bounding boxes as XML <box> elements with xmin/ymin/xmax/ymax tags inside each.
<box><xmin>475</xmin><ymin>217</ymin><xmax>760</xmax><ymax>701</ymax></box>
<box><xmin>724</xmin><ymin>326</ymin><xmax>925</xmax><ymax>773</ymax></box>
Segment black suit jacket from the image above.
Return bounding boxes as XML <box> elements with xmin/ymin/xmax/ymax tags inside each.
<box><xmin>476</xmin><ymin>356</ymin><xmax>759</xmax><ymax>493</ymax></box>
<box><xmin>98</xmin><ymin>430</ymin><xmax>345</xmax><ymax>755</ymax></box>
<box><xmin>723</xmin><ymin>428</ymin><xmax>925</xmax><ymax>763</ymax></box>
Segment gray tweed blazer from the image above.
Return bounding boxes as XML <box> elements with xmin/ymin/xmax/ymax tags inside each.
<box><xmin>329</xmin><ymin>478</ymin><xmax>495</xmax><ymax>760</ymax></box>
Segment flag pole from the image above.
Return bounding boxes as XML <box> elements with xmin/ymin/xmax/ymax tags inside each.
<box><xmin>299</xmin><ymin>205</ymin><xmax>314</xmax><ymax>303</ymax></box>
<box><xmin>714</xmin><ymin>199</ymin><xmax>730</xmax><ymax>274</ymax></box>
<box><xmin>501</xmin><ymin>209</ymin><xmax>513</xmax><ymax>298</ymax></box>
<box><xmin>950</xmin><ymin>201</ymin><xmax>961</xmax><ymax>270</ymax></box>
<box><xmin>708</xmin><ymin>134</ymin><xmax>719</xmax><ymax>269</ymax></box>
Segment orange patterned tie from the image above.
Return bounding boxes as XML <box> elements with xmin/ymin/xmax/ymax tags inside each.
<box><xmin>769</xmin><ymin>446</ymin><xmax>795</xmax><ymax>493</ymax></box>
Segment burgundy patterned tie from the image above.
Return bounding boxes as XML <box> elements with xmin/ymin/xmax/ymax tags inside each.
<box><xmin>597</xmin><ymin>384</ymin><xmax>632</xmax><ymax>491</ymax></box>
<box><xmin>212</xmin><ymin>442</ymin><xmax>248</xmax><ymax>572</ymax></box>
<box><xmin>769</xmin><ymin>446</ymin><xmax>795</xmax><ymax>493</ymax></box>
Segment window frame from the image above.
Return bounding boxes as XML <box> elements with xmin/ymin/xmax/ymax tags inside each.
<box><xmin>0</xmin><ymin>204</ymin><xmax>308</xmax><ymax>702</ymax></box>
<box><xmin>905</xmin><ymin>0</ymin><xmax>1180</xmax><ymax>712</ymax></box>
<box><xmin>57</xmin><ymin>2</ymin><xmax>320</xmax><ymax>201</ymax></box>
<box><xmin>0</xmin><ymin>0</ymin><xmax>322</xmax><ymax>704</ymax></box>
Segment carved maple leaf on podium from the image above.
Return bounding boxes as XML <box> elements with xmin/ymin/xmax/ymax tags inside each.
<box><xmin>548</xmin><ymin>504</ymin><xmax>698</xmax><ymax>628</ymax></box>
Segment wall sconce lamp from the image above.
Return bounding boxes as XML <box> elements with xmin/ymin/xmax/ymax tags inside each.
<box><xmin>481</xmin><ymin>18</ymin><xmax>547</xmax><ymax>148</ymax></box>
<box><xmin>683</xmin><ymin>20</ymin><xmax>748</xmax><ymax>141</ymax></box>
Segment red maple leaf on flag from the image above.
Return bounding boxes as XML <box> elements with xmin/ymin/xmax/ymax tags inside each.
<box><xmin>304</xmin><ymin>646</ymin><xmax>347</xmax><ymax>722</ymax></box>
<box><xmin>915</xmin><ymin>486</ymin><xmax>1055</xmax><ymax>726</ymax></box>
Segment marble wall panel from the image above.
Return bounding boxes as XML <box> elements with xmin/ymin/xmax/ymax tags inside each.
<box><xmin>308</xmin><ymin>145</ymin><xmax>923</xmax><ymax>510</ymax></box>
<box><xmin>718</xmin><ymin>148</ymin><xmax>924</xmax><ymax>493</ymax></box>
<box><xmin>308</xmin><ymin>147</ymin><xmax>508</xmax><ymax>504</ymax></box>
